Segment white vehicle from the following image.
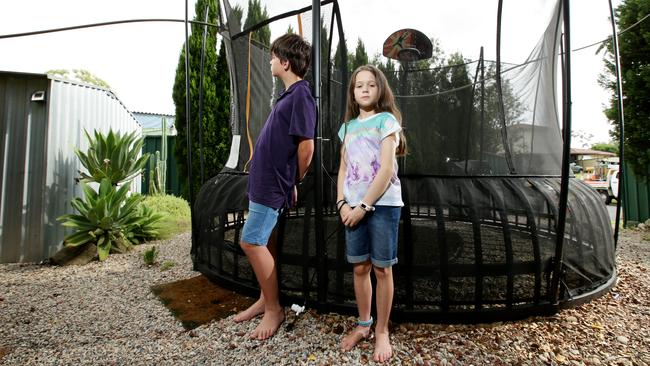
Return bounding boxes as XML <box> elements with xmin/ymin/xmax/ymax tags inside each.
<box><xmin>609</xmin><ymin>170</ymin><xmax>620</xmax><ymax>204</ymax></box>
<box><xmin>584</xmin><ymin>166</ymin><xmax>619</xmax><ymax>205</ymax></box>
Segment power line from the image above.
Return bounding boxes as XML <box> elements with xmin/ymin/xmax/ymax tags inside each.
<box><xmin>0</xmin><ymin>19</ymin><xmax>219</xmax><ymax>40</ymax></box>
<box><xmin>572</xmin><ymin>12</ymin><xmax>650</xmax><ymax>52</ymax></box>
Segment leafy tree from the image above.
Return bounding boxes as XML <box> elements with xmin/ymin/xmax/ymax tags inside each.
<box><xmin>599</xmin><ymin>0</ymin><xmax>650</xmax><ymax>178</ymax></box>
<box><xmin>591</xmin><ymin>142</ymin><xmax>619</xmax><ymax>155</ymax></box>
<box><xmin>474</xmin><ymin>63</ymin><xmax>525</xmax><ymax>156</ymax></box>
<box><xmin>46</xmin><ymin>69</ymin><xmax>111</xmax><ymax>89</ymax></box>
<box><xmin>572</xmin><ymin>130</ymin><xmax>595</xmax><ymax>148</ymax></box>
<box><xmin>173</xmin><ymin>0</ymin><xmax>230</xmax><ymax>201</ymax></box>
<box><xmin>445</xmin><ymin>53</ymin><xmax>475</xmax><ymax>157</ymax></box>
<box><xmin>373</xmin><ymin>54</ymin><xmax>398</xmax><ymax>90</ymax></box>
<box><xmin>243</xmin><ymin>0</ymin><xmax>270</xmax><ymax>46</ymax></box>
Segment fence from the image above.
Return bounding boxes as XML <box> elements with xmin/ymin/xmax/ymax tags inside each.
<box><xmin>623</xmin><ymin>162</ymin><xmax>650</xmax><ymax>225</ymax></box>
<box><xmin>141</xmin><ymin>135</ymin><xmax>180</xmax><ymax>196</ymax></box>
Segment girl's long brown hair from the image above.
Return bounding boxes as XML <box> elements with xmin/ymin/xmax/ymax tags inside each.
<box><xmin>344</xmin><ymin>64</ymin><xmax>407</xmax><ymax>156</ymax></box>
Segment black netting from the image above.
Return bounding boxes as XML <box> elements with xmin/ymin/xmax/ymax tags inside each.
<box><xmin>192</xmin><ymin>0</ymin><xmax>616</xmax><ymax>322</ymax></box>
<box><xmin>387</xmin><ymin>2</ymin><xmax>563</xmax><ymax>176</ymax></box>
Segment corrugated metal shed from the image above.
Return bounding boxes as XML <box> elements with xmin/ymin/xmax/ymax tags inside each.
<box><xmin>0</xmin><ymin>71</ymin><xmax>142</xmax><ymax>263</ymax></box>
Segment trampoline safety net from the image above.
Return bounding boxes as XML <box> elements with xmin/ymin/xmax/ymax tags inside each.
<box><xmin>192</xmin><ymin>0</ymin><xmax>616</xmax><ymax>322</ymax></box>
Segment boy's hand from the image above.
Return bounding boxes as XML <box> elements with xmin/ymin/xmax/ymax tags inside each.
<box><xmin>291</xmin><ymin>185</ymin><xmax>298</xmax><ymax>208</ymax></box>
<box><xmin>341</xmin><ymin>206</ymin><xmax>366</xmax><ymax>227</ymax></box>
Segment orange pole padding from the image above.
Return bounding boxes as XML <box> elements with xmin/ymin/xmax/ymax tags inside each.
<box><xmin>297</xmin><ymin>13</ymin><xmax>303</xmax><ymax>36</ymax></box>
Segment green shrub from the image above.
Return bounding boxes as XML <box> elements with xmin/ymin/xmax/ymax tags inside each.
<box><xmin>141</xmin><ymin>195</ymin><xmax>191</xmax><ymax>238</ymax></box>
<box><xmin>142</xmin><ymin>194</ymin><xmax>190</xmax><ymax>218</ymax></box>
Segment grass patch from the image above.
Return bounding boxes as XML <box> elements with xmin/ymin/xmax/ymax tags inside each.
<box><xmin>156</xmin><ymin>216</ymin><xmax>191</xmax><ymax>240</ymax></box>
<box><xmin>161</xmin><ymin>260</ymin><xmax>176</xmax><ymax>271</ymax></box>
<box><xmin>143</xmin><ymin>246</ymin><xmax>158</xmax><ymax>265</ymax></box>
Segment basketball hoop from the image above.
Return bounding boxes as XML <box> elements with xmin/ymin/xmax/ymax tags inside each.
<box><xmin>382</xmin><ymin>28</ymin><xmax>433</xmax><ymax>63</ymax></box>
<box><xmin>398</xmin><ymin>48</ymin><xmax>421</xmax><ymax>63</ymax></box>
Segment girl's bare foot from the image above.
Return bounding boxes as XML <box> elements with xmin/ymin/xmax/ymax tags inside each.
<box><xmin>373</xmin><ymin>331</ymin><xmax>392</xmax><ymax>362</ymax></box>
<box><xmin>233</xmin><ymin>297</ymin><xmax>264</xmax><ymax>323</ymax></box>
<box><xmin>340</xmin><ymin>325</ymin><xmax>371</xmax><ymax>351</ymax></box>
<box><xmin>250</xmin><ymin>308</ymin><xmax>285</xmax><ymax>340</ymax></box>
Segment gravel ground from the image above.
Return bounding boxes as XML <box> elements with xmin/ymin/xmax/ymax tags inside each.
<box><xmin>1</xmin><ymin>230</ymin><xmax>648</xmax><ymax>365</ymax></box>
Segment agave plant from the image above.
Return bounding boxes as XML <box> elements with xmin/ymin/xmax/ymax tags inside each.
<box><xmin>131</xmin><ymin>204</ymin><xmax>165</xmax><ymax>244</ymax></box>
<box><xmin>75</xmin><ymin>129</ymin><xmax>150</xmax><ymax>186</ymax></box>
<box><xmin>57</xmin><ymin>178</ymin><xmax>146</xmax><ymax>261</ymax></box>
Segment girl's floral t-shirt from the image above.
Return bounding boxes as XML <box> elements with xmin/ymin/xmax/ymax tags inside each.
<box><xmin>337</xmin><ymin>112</ymin><xmax>404</xmax><ymax>207</ymax></box>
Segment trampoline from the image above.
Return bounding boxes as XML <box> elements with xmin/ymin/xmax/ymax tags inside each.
<box><xmin>191</xmin><ymin>0</ymin><xmax>617</xmax><ymax>323</ymax></box>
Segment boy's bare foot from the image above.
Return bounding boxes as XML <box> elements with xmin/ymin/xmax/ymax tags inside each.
<box><xmin>250</xmin><ymin>308</ymin><xmax>285</xmax><ymax>340</ymax></box>
<box><xmin>373</xmin><ymin>331</ymin><xmax>392</xmax><ymax>363</ymax></box>
<box><xmin>234</xmin><ymin>297</ymin><xmax>264</xmax><ymax>323</ymax></box>
<box><xmin>340</xmin><ymin>325</ymin><xmax>371</xmax><ymax>351</ymax></box>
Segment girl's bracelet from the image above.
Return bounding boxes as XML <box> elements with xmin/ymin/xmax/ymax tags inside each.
<box><xmin>336</xmin><ymin>199</ymin><xmax>347</xmax><ymax>212</ymax></box>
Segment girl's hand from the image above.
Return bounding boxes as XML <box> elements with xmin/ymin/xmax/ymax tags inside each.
<box><xmin>339</xmin><ymin>204</ymin><xmax>351</xmax><ymax>223</ymax></box>
<box><xmin>342</xmin><ymin>206</ymin><xmax>366</xmax><ymax>227</ymax></box>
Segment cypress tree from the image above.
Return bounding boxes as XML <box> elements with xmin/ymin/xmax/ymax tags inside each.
<box><xmin>172</xmin><ymin>0</ymin><xmax>230</xmax><ymax>202</ymax></box>
<box><xmin>244</xmin><ymin>0</ymin><xmax>271</xmax><ymax>46</ymax></box>
<box><xmin>351</xmin><ymin>38</ymin><xmax>369</xmax><ymax>71</ymax></box>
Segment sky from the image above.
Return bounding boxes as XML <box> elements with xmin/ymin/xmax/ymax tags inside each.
<box><xmin>0</xmin><ymin>0</ymin><xmax>621</xmax><ymax>146</ymax></box>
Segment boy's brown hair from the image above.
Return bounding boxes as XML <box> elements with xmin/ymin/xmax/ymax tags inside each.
<box><xmin>270</xmin><ymin>33</ymin><xmax>312</xmax><ymax>78</ymax></box>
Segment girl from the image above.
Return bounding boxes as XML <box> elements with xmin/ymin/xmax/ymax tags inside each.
<box><xmin>336</xmin><ymin>65</ymin><xmax>406</xmax><ymax>363</ymax></box>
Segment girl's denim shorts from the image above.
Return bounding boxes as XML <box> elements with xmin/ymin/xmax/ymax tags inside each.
<box><xmin>345</xmin><ymin>205</ymin><xmax>401</xmax><ymax>268</ymax></box>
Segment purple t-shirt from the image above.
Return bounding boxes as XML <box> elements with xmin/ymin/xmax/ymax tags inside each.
<box><xmin>247</xmin><ymin>79</ymin><xmax>316</xmax><ymax>209</ymax></box>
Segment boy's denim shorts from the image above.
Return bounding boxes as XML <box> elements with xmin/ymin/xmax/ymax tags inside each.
<box><xmin>241</xmin><ymin>200</ymin><xmax>283</xmax><ymax>246</ymax></box>
<box><xmin>345</xmin><ymin>205</ymin><xmax>401</xmax><ymax>268</ymax></box>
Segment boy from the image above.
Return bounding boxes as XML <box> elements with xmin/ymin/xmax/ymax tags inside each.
<box><xmin>234</xmin><ymin>33</ymin><xmax>316</xmax><ymax>340</ymax></box>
